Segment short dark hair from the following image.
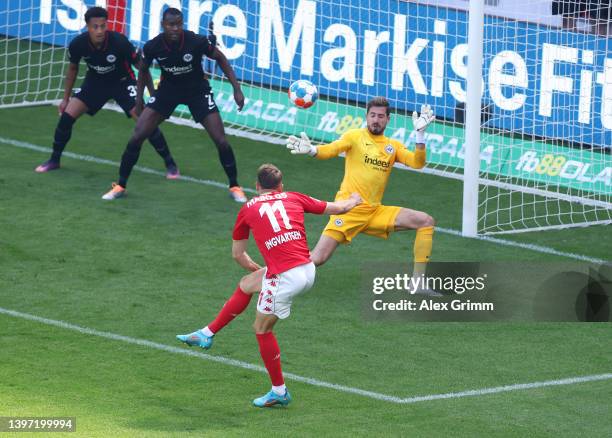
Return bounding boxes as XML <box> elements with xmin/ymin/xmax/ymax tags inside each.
<box><xmin>162</xmin><ymin>7</ymin><xmax>183</xmax><ymax>21</ymax></box>
<box><xmin>366</xmin><ymin>96</ymin><xmax>391</xmax><ymax>116</ymax></box>
<box><xmin>257</xmin><ymin>163</ymin><xmax>283</xmax><ymax>189</ymax></box>
<box><xmin>84</xmin><ymin>7</ymin><xmax>108</xmax><ymax>23</ymax></box>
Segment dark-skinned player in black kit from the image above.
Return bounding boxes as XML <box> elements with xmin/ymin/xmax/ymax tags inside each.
<box><xmin>36</xmin><ymin>7</ymin><xmax>180</xmax><ymax>181</ymax></box>
<box><xmin>103</xmin><ymin>8</ymin><xmax>248</xmax><ymax>202</ymax></box>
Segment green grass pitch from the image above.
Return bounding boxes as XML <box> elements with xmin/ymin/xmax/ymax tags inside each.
<box><xmin>0</xmin><ymin>105</ymin><xmax>611</xmax><ymax>436</ymax></box>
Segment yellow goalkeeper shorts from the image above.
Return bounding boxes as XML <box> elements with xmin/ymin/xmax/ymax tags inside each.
<box><xmin>323</xmin><ymin>204</ymin><xmax>402</xmax><ymax>244</ymax></box>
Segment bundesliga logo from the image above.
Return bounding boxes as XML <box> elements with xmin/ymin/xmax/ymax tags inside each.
<box><xmin>334</xmin><ymin>218</ymin><xmax>343</xmax><ymax>226</ymax></box>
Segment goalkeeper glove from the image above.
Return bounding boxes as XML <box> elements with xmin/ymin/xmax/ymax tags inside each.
<box><xmin>412</xmin><ymin>104</ymin><xmax>435</xmax><ymax>143</ymax></box>
<box><xmin>286</xmin><ymin>132</ymin><xmax>317</xmax><ymax>156</ymax></box>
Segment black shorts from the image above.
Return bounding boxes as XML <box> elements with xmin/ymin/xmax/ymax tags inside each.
<box><xmin>74</xmin><ymin>77</ymin><xmax>137</xmax><ymax>118</ymax></box>
<box><xmin>146</xmin><ymin>83</ymin><xmax>219</xmax><ymax>121</ymax></box>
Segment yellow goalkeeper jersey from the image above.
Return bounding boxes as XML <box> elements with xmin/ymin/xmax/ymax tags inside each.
<box><xmin>315</xmin><ymin>128</ymin><xmax>426</xmax><ymax>206</ymax></box>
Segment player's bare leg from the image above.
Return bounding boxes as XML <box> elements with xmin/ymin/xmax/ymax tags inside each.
<box><xmin>310</xmin><ymin>234</ymin><xmax>340</xmax><ymax>266</ymax></box>
<box><xmin>394</xmin><ymin>207</ymin><xmax>436</xmax><ymax>292</ymax></box>
<box><xmin>239</xmin><ymin>268</ymin><xmax>266</xmax><ymax>293</ymax></box>
<box><xmin>252</xmin><ymin>312</ymin><xmax>290</xmax><ymax>407</ymax></box>
<box><xmin>63</xmin><ymin>97</ymin><xmax>90</xmax><ymax>119</ymax></box>
<box><xmin>253</xmin><ymin>311</ymin><xmax>278</xmax><ymax>334</ymax></box>
<box><xmin>129</xmin><ymin>108</ymin><xmax>179</xmax><ymax>179</ymax></box>
<box><xmin>102</xmin><ymin>107</ymin><xmax>165</xmax><ymax>199</ymax></box>
<box><xmin>176</xmin><ymin>268</ymin><xmax>266</xmax><ymax>348</ymax></box>
<box><xmin>200</xmin><ymin>112</ymin><xmax>246</xmax><ymax>203</ymax></box>
<box><xmin>36</xmin><ymin>97</ymin><xmax>89</xmax><ymax>172</ymax></box>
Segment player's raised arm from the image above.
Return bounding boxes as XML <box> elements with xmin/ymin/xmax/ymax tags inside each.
<box><xmin>396</xmin><ymin>104</ymin><xmax>435</xmax><ymax>169</ymax></box>
<box><xmin>209</xmin><ymin>45</ymin><xmax>245</xmax><ymax>111</ymax></box>
<box><xmin>324</xmin><ymin>192</ymin><xmax>362</xmax><ymax>215</ymax></box>
<box><xmin>412</xmin><ymin>104</ymin><xmax>435</xmax><ymax>149</ymax></box>
<box><xmin>286</xmin><ymin>131</ymin><xmax>352</xmax><ymax>159</ymax></box>
<box><xmin>232</xmin><ymin>239</ymin><xmax>262</xmax><ymax>272</ymax></box>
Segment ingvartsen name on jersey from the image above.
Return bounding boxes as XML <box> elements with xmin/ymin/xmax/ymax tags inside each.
<box><xmin>264</xmin><ymin>230</ymin><xmax>303</xmax><ymax>250</ymax></box>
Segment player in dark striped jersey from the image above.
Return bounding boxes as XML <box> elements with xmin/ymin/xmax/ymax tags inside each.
<box><xmin>102</xmin><ymin>8</ymin><xmax>247</xmax><ymax>202</ymax></box>
<box><xmin>35</xmin><ymin>7</ymin><xmax>179</xmax><ymax>180</ymax></box>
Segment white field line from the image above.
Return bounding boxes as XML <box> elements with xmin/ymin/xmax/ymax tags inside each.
<box><xmin>2</xmin><ymin>135</ymin><xmax>609</xmax><ymax>265</ymax></box>
<box><xmin>2</xmin><ymin>307</ymin><xmax>611</xmax><ymax>405</ymax></box>
<box><xmin>435</xmin><ymin>226</ymin><xmax>610</xmax><ymax>265</ymax></box>
<box><xmin>0</xmin><ymin>136</ymin><xmax>257</xmax><ymax>193</ymax></box>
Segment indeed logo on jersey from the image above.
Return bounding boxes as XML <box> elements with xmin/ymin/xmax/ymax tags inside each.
<box><xmin>364</xmin><ymin>154</ymin><xmax>391</xmax><ymax>170</ymax></box>
<box><xmin>88</xmin><ymin>64</ymin><xmax>116</xmax><ymax>74</ymax></box>
<box><xmin>161</xmin><ymin>64</ymin><xmax>193</xmax><ymax>75</ymax></box>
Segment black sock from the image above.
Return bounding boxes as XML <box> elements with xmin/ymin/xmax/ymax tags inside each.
<box><xmin>118</xmin><ymin>139</ymin><xmax>143</xmax><ymax>188</ymax></box>
<box><xmin>51</xmin><ymin>113</ymin><xmax>76</xmax><ymax>162</ymax></box>
<box><xmin>148</xmin><ymin>128</ymin><xmax>175</xmax><ymax>167</ymax></box>
<box><xmin>218</xmin><ymin>144</ymin><xmax>239</xmax><ymax>187</ymax></box>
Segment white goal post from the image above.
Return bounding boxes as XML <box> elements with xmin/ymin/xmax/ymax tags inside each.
<box><xmin>1</xmin><ymin>0</ymin><xmax>610</xmax><ymax>235</ymax></box>
<box><xmin>461</xmin><ymin>0</ymin><xmax>612</xmax><ymax>235</ymax></box>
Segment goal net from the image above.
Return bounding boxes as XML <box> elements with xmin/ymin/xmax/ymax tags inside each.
<box><xmin>472</xmin><ymin>1</ymin><xmax>612</xmax><ymax>234</ymax></box>
<box><xmin>1</xmin><ymin>0</ymin><xmax>610</xmax><ymax>234</ymax></box>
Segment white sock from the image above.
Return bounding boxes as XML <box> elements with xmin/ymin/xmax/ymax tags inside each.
<box><xmin>272</xmin><ymin>384</ymin><xmax>286</xmax><ymax>396</ymax></box>
<box><xmin>200</xmin><ymin>327</ymin><xmax>214</xmax><ymax>337</ymax></box>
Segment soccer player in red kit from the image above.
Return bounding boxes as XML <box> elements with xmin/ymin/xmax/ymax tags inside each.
<box><xmin>177</xmin><ymin>163</ymin><xmax>361</xmax><ymax>407</ymax></box>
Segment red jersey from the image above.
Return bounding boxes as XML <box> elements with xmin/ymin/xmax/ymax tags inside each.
<box><xmin>232</xmin><ymin>191</ymin><xmax>327</xmax><ymax>275</ymax></box>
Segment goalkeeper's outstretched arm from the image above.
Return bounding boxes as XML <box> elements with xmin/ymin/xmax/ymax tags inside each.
<box><xmin>286</xmin><ymin>132</ymin><xmax>352</xmax><ymax>159</ymax></box>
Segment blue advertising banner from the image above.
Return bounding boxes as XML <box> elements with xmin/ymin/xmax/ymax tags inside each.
<box><xmin>3</xmin><ymin>0</ymin><xmax>611</xmax><ymax>148</ymax></box>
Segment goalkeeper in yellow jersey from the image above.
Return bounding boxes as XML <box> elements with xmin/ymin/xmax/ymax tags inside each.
<box><xmin>286</xmin><ymin>97</ymin><xmax>436</xmax><ymax>281</ymax></box>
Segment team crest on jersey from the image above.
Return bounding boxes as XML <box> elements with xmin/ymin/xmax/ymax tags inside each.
<box><xmin>183</xmin><ymin>53</ymin><xmax>193</xmax><ymax>62</ymax></box>
<box><xmin>334</xmin><ymin>218</ymin><xmax>343</xmax><ymax>227</ymax></box>
<box><xmin>385</xmin><ymin>144</ymin><xmax>394</xmax><ymax>154</ymax></box>
<box><xmin>106</xmin><ymin>54</ymin><xmax>116</xmax><ymax>63</ymax></box>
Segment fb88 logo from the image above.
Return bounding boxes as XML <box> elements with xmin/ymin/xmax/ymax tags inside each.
<box><xmin>317</xmin><ymin>112</ymin><xmax>366</xmax><ymax>135</ymax></box>
<box><xmin>515</xmin><ymin>151</ymin><xmax>567</xmax><ymax>176</ymax></box>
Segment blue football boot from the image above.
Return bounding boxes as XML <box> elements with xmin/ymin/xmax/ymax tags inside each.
<box><xmin>176</xmin><ymin>330</ymin><xmax>213</xmax><ymax>350</ymax></box>
<box><xmin>252</xmin><ymin>389</ymin><xmax>292</xmax><ymax>407</ymax></box>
